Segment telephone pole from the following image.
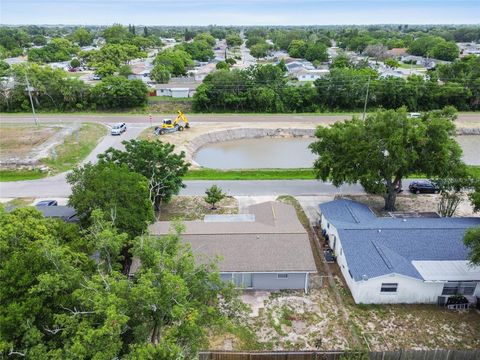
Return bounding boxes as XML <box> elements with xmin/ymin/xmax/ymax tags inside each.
<box><xmin>362</xmin><ymin>75</ymin><xmax>371</xmax><ymax>121</ymax></box>
<box><xmin>25</xmin><ymin>72</ymin><xmax>38</xmax><ymax>127</ymax></box>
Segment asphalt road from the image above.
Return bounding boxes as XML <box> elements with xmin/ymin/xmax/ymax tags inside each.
<box><xmin>1</xmin><ymin>113</ymin><xmax>479</xmax><ymax>125</ymax></box>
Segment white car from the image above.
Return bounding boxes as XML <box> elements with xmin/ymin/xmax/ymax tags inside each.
<box><xmin>111</xmin><ymin>123</ymin><xmax>127</xmax><ymax>136</ymax></box>
<box><xmin>408</xmin><ymin>112</ymin><xmax>421</xmax><ymax>118</ymax></box>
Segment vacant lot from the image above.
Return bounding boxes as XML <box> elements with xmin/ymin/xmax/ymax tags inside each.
<box><xmin>0</xmin><ymin>125</ymin><xmax>60</xmax><ymax>160</ymax></box>
<box><xmin>159</xmin><ymin>195</ymin><xmax>238</xmax><ymax>221</ymax></box>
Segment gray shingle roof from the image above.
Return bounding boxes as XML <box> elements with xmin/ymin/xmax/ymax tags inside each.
<box><xmin>319</xmin><ymin>199</ymin><xmax>480</xmax><ymax>281</ymax></box>
<box><xmin>148</xmin><ymin>201</ymin><xmax>317</xmax><ymax>273</ymax></box>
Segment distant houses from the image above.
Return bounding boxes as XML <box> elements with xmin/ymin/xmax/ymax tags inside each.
<box><xmin>319</xmin><ymin>199</ymin><xmax>480</xmax><ymax>304</ymax></box>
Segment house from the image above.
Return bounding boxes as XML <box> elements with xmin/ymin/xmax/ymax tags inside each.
<box><xmin>319</xmin><ymin>199</ymin><xmax>480</xmax><ymax>304</ymax></box>
<box><xmin>141</xmin><ymin>201</ymin><xmax>317</xmax><ymax>292</ymax></box>
<box><xmin>155</xmin><ymin>78</ymin><xmax>201</xmax><ymax>98</ymax></box>
<box><xmin>386</xmin><ymin>48</ymin><xmax>407</xmax><ymax>58</ymax></box>
<box><xmin>290</xmin><ymin>68</ymin><xmax>329</xmax><ymax>82</ymax></box>
<box><xmin>35</xmin><ymin>205</ymin><xmax>79</xmax><ymax>223</ymax></box>
<box><xmin>285</xmin><ymin>59</ymin><xmax>315</xmax><ymax>72</ymax></box>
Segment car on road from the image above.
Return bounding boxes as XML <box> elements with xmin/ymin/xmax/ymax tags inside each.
<box><xmin>111</xmin><ymin>122</ymin><xmax>127</xmax><ymax>135</ymax></box>
<box><xmin>409</xmin><ymin>180</ymin><xmax>440</xmax><ymax>194</ymax></box>
<box><xmin>36</xmin><ymin>200</ymin><xmax>58</xmax><ymax>206</ymax></box>
<box><xmin>92</xmin><ymin>74</ymin><xmax>102</xmax><ymax>80</ymax></box>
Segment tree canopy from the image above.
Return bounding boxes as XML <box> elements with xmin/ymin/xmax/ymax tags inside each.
<box><xmin>0</xmin><ymin>206</ymin><xmax>242</xmax><ymax>358</ymax></box>
<box><xmin>310</xmin><ymin>107</ymin><xmax>464</xmax><ymax>210</ymax></box>
<box><xmin>97</xmin><ymin>139</ymin><xmax>190</xmax><ymax>211</ymax></box>
<box><xmin>67</xmin><ymin>162</ymin><xmax>154</xmax><ymax>237</ymax></box>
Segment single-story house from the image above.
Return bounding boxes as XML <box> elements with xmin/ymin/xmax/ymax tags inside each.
<box><xmin>155</xmin><ymin>80</ymin><xmax>200</xmax><ymax>98</ymax></box>
<box><xmin>35</xmin><ymin>205</ymin><xmax>79</xmax><ymax>223</ymax></box>
<box><xmin>291</xmin><ymin>69</ymin><xmax>329</xmax><ymax>82</ymax></box>
<box><xmin>319</xmin><ymin>199</ymin><xmax>480</xmax><ymax>304</ymax></box>
<box><xmin>140</xmin><ymin>201</ymin><xmax>317</xmax><ymax>292</ymax></box>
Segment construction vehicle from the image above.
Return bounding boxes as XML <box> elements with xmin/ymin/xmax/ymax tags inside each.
<box><xmin>154</xmin><ymin>111</ymin><xmax>190</xmax><ymax>135</ymax></box>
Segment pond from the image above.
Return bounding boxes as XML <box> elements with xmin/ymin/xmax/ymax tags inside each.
<box><xmin>194</xmin><ymin>136</ymin><xmax>480</xmax><ymax>169</ymax></box>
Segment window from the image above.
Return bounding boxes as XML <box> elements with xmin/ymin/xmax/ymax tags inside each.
<box><xmin>277</xmin><ymin>273</ymin><xmax>288</xmax><ymax>279</ymax></box>
<box><xmin>442</xmin><ymin>282</ymin><xmax>477</xmax><ymax>296</ymax></box>
<box><xmin>381</xmin><ymin>283</ymin><xmax>398</xmax><ymax>293</ymax></box>
<box><xmin>232</xmin><ymin>273</ymin><xmax>253</xmax><ymax>288</ymax></box>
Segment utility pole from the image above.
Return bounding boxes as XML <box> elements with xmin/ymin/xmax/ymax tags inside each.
<box><xmin>362</xmin><ymin>75</ymin><xmax>371</xmax><ymax>121</ymax></box>
<box><xmin>25</xmin><ymin>72</ymin><xmax>38</xmax><ymax>127</ymax></box>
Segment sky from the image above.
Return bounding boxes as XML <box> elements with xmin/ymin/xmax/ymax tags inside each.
<box><xmin>1</xmin><ymin>0</ymin><xmax>479</xmax><ymax>26</ymax></box>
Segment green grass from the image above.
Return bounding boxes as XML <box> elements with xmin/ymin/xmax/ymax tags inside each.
<box><xmin>185</xmin><ymin>166</ymin><xmax>480</xmax><ymax>181</ymax></box>
<box><xmin>0</xmin><ymin>169</ymin><xmax>46</xmax><ymax>182</ymax></box>
<box><xmin>41</xmin><ymin>123</ymin><xmax>107</xmax><ymax>173</ymax></box>
<box><xmin>0</xmin><ymin>123</ymin><xmax>107</xmax><ymax>182</ymax></box>
<box><xmin>184</xmin><ymin>168</ymin><xmax>316</xmax><ymax>180</ymax></box>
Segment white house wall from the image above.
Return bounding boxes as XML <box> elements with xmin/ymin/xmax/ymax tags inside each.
<box><xmin>319</xmin><ymin>214</ymin><xmax>480</xmax><ymax>304</ymax></box>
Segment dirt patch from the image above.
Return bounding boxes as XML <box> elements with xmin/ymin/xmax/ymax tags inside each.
<box><xmin>212</xmin><ymin>282</ymin><xmax>480</xmax><ymax>351</ymax></box>
<box><xmin>159</xmin><ymin>195</ymin><xmax>238</xmax><ymax>221</ymax></box>
<box><xmin>0</xmin><ymin>125</ymin><xmax>60</xmax><ymax>161</ymax></box>
<box><xmin>339</xmin><ymin>193</ymin><xmax>479</xmax><ymax>217</ymax></box>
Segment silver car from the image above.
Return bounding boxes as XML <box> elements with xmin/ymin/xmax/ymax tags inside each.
<box><xmin>111</xmin><ymin>123</ymin><xmax>126</xmax><ymax>135</ymax></box>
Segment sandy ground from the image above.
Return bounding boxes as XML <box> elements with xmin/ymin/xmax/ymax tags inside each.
<box><xmin>0</xmin><ymin>125</ymin><xmax>60</xmax><ymax>160</ymax></box>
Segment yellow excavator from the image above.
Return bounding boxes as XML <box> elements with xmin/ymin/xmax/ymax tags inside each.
<box><xmin>154</xmin><ymin>111</ymin><xmax>190</xmax><ymax>135</ymax></box>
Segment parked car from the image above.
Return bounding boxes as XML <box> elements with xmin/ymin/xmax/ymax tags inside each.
<box><xmin>409</xmin><ymin>180</ymin><xmax>440</xmax><ymax>194</ymax></box>
<box><xmin>36</xmin><ymin>200</ymin><xmax>58</xmax><ymax>206</ymax></box>
<box><xmin>408</xmin><ymin>112</ymin><xmax>421</xmax><ymax>118</ymax></box>
<box><xmin>92</xmin><ymin>74</ymin><xmax>102</xmax><ymax>80</ymax></box>
<box><xmin>111</xmin><ymin>122</ymin><xmax>127</xmax><ymax>135</ymax></box>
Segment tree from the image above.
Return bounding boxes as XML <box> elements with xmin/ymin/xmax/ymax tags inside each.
<box><xmin>362</xmin><ymin>44</ymin><xmax>388</xmax><ymax>60</ymax></box>
<box><xmin>70</xmin><ymin>58</ymin><xmax>80</xmax><ymax>69</ymax></box>
<box><xmin>431</xmin><ymin>41</ymin><xmax>460</xmax><ymax>61</ymax></box>
<box><xmin>384</xmin><ymin>58</ymin><xmax>400</xmax><ymax>68</ymax></box>
<box><xmin>97</xmin><ymin>139</ymin><xmax>190</xmax><ymax>211</ymax></box>
<box><xmin>67</xmin><ymin>162</ymin><xmax>154</xmax><ymax>237</ymax></box>
<box><xmin>118</xmin><ymin>64</ymin><xmax>132</xmax><ymax>77</ymax></box>
<box><xmin>204</xmin><ymin>185</ymin><xmax>226</xmax><ymax>210</ymax></box>
<box><xmin>436</xmin><ymin>176</ymin><xmax>472</xmax><ymax>217</ymax></box>
<box><xmin>27</xmin><ymin>38</ymin><xmax>79</xmax><ymax>63</ymax></box>
<box><xmin>288</xmin><ymin>39</ymin><xmax>307</xmax><ymax>58</ymax></box>
<box><xmin>464</xmin><ymin>227</ymin><xmax>480</xmax><ymax>265</ymax></box>
<box><xmin>103</xmin><ymin>24</ymin><xmax>131</xmax><ymax>44</ymax></box>
<box><xmin>226</xmin><ymin>33</ymin><xmax>242</xmax><ymax>47</ymax></box>
<box><xmin>305</xmin><ymin>42</ymin><xmax>328</xmax><ymax>62</ymax></box>
<box><xmin>0</xmin><ymin>206</ymin><xmax>90</xmax><ymax>357</ymax></box>
<box><xmin>216</xmin><ymin>61</ymin><xmax>230</xmax><ymax>70</ymax></box>
<box><xmin>154</xmin><ymin>49</ymin><xmax>193</xmax><ymax>76</ymax></box>
<box><xmin>71</xmin><ymin>27</ymin><xmax>94</xmax><ymax>46</ymax></box>
<box><xmin>310</xmin><ymin>107</ymin><xmax>464</xmax><ymax>211</ymax></box>
<box><xmin>90</xmin><ymin>76</ymin><xmax>148</xmax><ymax>109</ymax></box>
<box><xmin>150</xmin><ymin>63</ymin><xmax>170</xmax><ymax>83</ymax></box>
<box><xmin>470</xmin><ymin>181</ymin><xmax>480</xmax><ymax>213</ymax></box>
<box><xmin>94</xmin><ymin>61</ymin><xmax>117</xmax><ymax>77</ymax></box>
<box><xmin>143</xmin><ymin>26</ymin><xmax>149</xmax><ymax>37</ymax></box>
<box><xmin>250</xmin><ymin>43</ymin><xmax>270</xmax><ymax>59</ymax></box>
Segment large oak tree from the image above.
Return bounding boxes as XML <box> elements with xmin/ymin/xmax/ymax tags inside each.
<box><xmin>310</xmin><ymin>107</ymin><xmax>464</xmax><ymax>210</ymax></box>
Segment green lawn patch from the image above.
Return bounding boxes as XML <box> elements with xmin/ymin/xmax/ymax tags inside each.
<box><xmin>42</xmin><ymin>123</ymin><xmax>107</xmax><ymax>173</ymax></box>
<box><xmin>184</xmin><ymin>168</ymin><xmax>316</xmax><ymax>180</ymax></box>
<box><xmin>0</xmin><ymin>169</ymin><xmax>46</xmax><ymax>182</ymax></box>
<box><xmin>0</xmin><ymin>123</ymin><xmax>107</xmax><ymax>182</ymax></box>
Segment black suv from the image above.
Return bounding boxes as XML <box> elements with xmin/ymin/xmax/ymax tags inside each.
<box><xmin>409</xmin><ymin>180</ymin><xmax>440</xmax><ymax>194</ymax></box>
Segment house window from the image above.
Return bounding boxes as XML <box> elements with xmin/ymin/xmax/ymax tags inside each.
<box><xmin>232</xmin><ymin>273</ymin><xmax>253</xmax><ymax>288</ymax></box>
<box><xmin>442</xmin><ymin>282</ymin><xmax>477</xmax><ymax>296</ymax></box>
<box><xmin>277</xmin><ymin>273</ymin><xmax>288</xmax><ymax>279</ymax></box>
<box><xmin>381</xmin><ymin>283</ymin><xmax>398</xmax><ymax>293</ymax></box>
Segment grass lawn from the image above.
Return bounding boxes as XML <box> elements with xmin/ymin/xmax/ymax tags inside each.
<box><xmin>184</xmin><ymin>166</ymin><xmax>480</xmax><ymax>181</ymax></box>
<box><xmin>0</xmin><ymin>123</ymin><xmax>107</xmax><ymax>182</ymax></box>
<box><xmin>41</xmin><ymin>123</ymin><xmax>107</xmax><ymax>173</ymax></box>
<box><xmin>184</xmin><ymin>168</ymin><xmax>316</xmax><ymax>180</ymax></box>
<box><xmin>148</xmin><ymin>96</ymin><xmax>193</xmax><ymax>102</ymax></box>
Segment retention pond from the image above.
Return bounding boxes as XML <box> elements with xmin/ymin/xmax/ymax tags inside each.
<box><xmin>194</xmin><ymin>135</ymin><xmax>480</xmax><ymax>169</ymax></box>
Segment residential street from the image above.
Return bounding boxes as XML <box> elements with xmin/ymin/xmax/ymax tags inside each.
<box><xmin>2</xmin><ymin>113</ymin><xmax>479</xmax><ymax>125</ymax></box>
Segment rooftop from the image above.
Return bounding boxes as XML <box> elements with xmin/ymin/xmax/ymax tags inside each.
<box><xmin>147</xmin><ymin>201</ymin><xmax>317</xmax><ymax>273</ymax></box>
<box><xmin>319</xmin><ymin>199</ymin><xmax>480</xmax><ymax>282</ymax></box>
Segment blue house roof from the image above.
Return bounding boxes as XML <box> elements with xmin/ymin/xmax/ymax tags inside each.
<box><xmin>319</xmin><ymin>199</ymin><xmax>480</xmax><ymax>281</ymax></box>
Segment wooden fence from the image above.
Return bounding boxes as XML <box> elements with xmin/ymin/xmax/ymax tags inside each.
<box><xmin>198</xmin><ymin>349</ymin><xmax>480</xmax><ymax>360</ymax></box>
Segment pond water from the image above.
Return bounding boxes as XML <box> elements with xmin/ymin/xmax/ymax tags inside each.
<box><xmin>194</xmin><ymin>136</ymin><xmax>480</xmax><ymax>169</ymax></box>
